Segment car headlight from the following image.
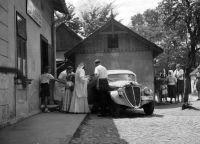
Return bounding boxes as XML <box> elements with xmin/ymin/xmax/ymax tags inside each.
<box><xmin>143</xmin><ymin>87</ymin><xmax>151</xmax><ymax>95</ymax></box>
<box><xmin>118</xmin><ymin>88</ymin><xmax>124</xmax><ymax>95</ymax></box>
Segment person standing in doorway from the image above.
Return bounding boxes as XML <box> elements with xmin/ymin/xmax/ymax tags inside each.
<box><xmin>94</xmin><ymin>59</ymin><xmax>109</xmax><ymax>117</ymax></box>
<box><xmin>40</xmin><ymin>66</ymin><xmax>64</xmax><ymax>112</ymax></box>
<box><xmin>174</xmin><ymin>64</ymin><xmax>184</xmax><ymax>102</ymax></box>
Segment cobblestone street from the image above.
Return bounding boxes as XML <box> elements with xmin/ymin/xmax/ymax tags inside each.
<box><xmin>69</xmin><ymin>97</ymin><xmax>200</xmax><ymax>144</ymax></box>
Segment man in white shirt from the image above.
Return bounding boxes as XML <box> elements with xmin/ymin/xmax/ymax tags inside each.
<box><xmin>94</xmin><ymin>59</ymin><xmax>108</xmax><ymax>117</ymax></box>
<box><xmin>173</xmin><ymin>64</ymin><xmax>184</xmax><ymax>102</ymax></box>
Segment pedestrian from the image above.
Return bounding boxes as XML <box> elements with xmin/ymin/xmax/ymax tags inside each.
<box><xmin>94</xmin><ymin>59</ymin><xmax>109</xmax><ymax>117</ymax></box>
<box><xmin>54</xmin><ymin>67</ymin><xmax>68</xmax><ymax>112</ymax></box>
<box><xmin>160</xmin><ymin>80</ymin><xmax>168</xmax><ymax>103</ymax></box>
<box><xmin>182</xmin><ymin>67</ymin><xmax>191</xmax><ymax>110</ymax></box>
<box><xmin>166</xmin><ymin>70</ymin><xmax>177</xmax><ymax>103</ymax></box>
<box><xmin>174</xmin><ymin>64</ymin><xmax>184</xmax><ymax>102</ymax></box>
<box><xmin>69</xmin><ymin>62</ymin><xmax>90</xmax><ymax>113</ymax></box>
<box><xmin>40</xmin><ymin>66</ymin><xmax>64</xmax><ymax>113</ymax></box>
<box><xmin>159</xmin><ymin>68</ymin><xmax>167</xmax><ymax>102</ymax></box>
<box><xmin>154</xmin><ymin>72</ymin><xmax>160</xmax><ymax>103</ymax></box>
<box><xmin>62</xmin><ymin>66</ymin><xmax>75</xmax><ymax>113</ymax></box>
<box><xmin>193</xmin><ymin>67</ymin><xmax>200</xmax><ymax>101</ymax></box>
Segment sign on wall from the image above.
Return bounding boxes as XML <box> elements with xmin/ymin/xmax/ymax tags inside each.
<box><xmin>26</xmin><ymin>0</ymin><xmax>42</xmax><ymax>27</ymax></box>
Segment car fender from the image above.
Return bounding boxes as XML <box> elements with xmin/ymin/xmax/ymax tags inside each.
<box><xmin>110</xmin><ymin>91</ymin><xmax>132</xmax><ymax>107</ymax></box>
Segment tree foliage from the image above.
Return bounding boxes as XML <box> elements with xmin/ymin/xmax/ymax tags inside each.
<box><xmin>158</xmin><ymin>0</ymin><xmax>200</xmax><ymax>69</ymax></box>
<box><xmin>130</xmin><ymin>9</ymin><xmax>187</xmax><ymax>70</ymax></box>
<box><xmin>54</xmin><ymin>2</ymin><xmax>83</xmax><ymax>35</ymax></box>
<box><xmin>80</xmin><ymin>0</ymin><xmax>118</xmax><ymax>37</ymax></box>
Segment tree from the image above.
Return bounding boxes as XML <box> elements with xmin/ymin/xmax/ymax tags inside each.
<box><xmin>130</xmin><ymin>9</ymin><xmax>188</xmax><ymax>70</ymax></box>
<box><xmin>80</xmin><ymin>0</ymin><xmax>118</xmax><ymax>37</ymax></box>
<box><xmin>158</xmin><ymin>0</ymin><xmax>200</xmax><ymax>69</ymax></box>
<box><xmin>54</xmin><ymin>2</ymin><xmax>83</xmax><ymax>34</ymax></box>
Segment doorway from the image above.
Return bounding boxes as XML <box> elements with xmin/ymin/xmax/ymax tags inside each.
<box><xmin>40</xmin><ymin>35</ymin><xmax>48</xmax><ymax>74</ymax></box>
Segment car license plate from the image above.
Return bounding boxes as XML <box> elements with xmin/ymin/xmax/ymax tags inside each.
<box><xmin>141</xmin><ymin>96</ymin><xmax>154</xmax><ymax>100</ymax></box>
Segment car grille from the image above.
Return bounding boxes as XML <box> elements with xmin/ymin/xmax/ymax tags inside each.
<box><xmin>133</xmin><ymin>87</ymin><xmax>141</xmax><ymax>106</ymax></box>
<box><xmin>124</xmin><ymin>86</ymin><xmax>141</xmax><ymax>106</ymax></box>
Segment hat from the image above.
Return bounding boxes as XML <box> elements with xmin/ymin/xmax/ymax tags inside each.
<box><xmin>94</xmin><ymin>59</ymin><xmax>100</xmax><ymax>64</ymax></box>
<box><xmin>176</xmin><ymin>64</ymin><xmax>180</xmax><ymax>68</ymax></box>
<box><xmin>67</xmin><ymin>66</ymin><xmax>73</xmax><ymax>70</ymax></box>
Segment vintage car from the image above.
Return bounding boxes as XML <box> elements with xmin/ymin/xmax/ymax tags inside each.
<box><xmin>107</xmin><ymin>70</ymin><xmax>155</xmax><ymax>117</ymax></box>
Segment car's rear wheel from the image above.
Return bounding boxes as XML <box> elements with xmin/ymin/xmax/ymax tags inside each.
<box><xmin>143</xmin><ymin>101</ymin><xmax>154</xmax><ymax>115</ymax></box>
<box><xmin>109</xmin><ymin>100</ymin><xmax>120</xmax><ymax>117</ymax></box>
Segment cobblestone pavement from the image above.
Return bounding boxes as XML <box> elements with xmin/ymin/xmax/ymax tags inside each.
<box><xmin>69</xmin><ymin>98</ymin><xmax>200</xmax><ymax>144</ymax></box>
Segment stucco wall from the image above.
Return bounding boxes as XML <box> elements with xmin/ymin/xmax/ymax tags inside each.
<box><xmin>75</xmin><ymin>51</ymin><xmax>154</xmax><ymax>90</ymax></box>
<box><xmin>0</xmin><ymin>0</ymin><xmax>53</xmax><ymax>123</ymax></box>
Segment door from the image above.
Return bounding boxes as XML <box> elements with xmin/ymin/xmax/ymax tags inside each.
<box><xmin>40</xmin><ymin>35</ymin><xmax>49</xmax><ymax>74</ymax></box>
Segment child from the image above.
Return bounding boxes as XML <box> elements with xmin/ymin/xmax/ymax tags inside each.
<box><xmin>160</xmin><ymin>80</ymin><xmax>168</xmax><ymax>102</ymax></box>
<box><xmin>40</xmin><ymin>66</ymin><xmax>64</xmax><ymax>112</ymax></box>
<box><xmin>166</xmin><ymin>70</ymin><xmax>177</xmax><ymax>103</ymax></box>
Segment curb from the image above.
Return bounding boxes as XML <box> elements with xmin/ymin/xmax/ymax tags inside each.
<box><xmin>0</xmin><ymin>109</ymin><xmax>41</xmax><ymax>130</ymax></box>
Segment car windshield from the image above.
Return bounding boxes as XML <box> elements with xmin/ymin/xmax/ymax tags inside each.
<box><xmin>108</xmin><ymin>74</ymin><xmax>136</xmax><ymax>82</ymax></box>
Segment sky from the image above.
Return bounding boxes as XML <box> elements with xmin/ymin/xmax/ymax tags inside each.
<box><xmin>66</xmin><ymin>0</ymin><xmax>163</xmax><ymax>26</ymax></box>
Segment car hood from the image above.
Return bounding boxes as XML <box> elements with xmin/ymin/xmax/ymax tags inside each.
<box><xmin>109</xmin><ymin>81</ymin><xmax>140</xmax><ymax>88</ymax></box>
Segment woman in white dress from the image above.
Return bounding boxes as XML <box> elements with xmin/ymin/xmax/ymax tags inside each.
<box><xmin>54</xmin><ymin>66</ymin><xmax>74</xmax><ymax>112</ymax></box>
<box><xmin>63</xmin><ymin>66</ymin><xmax>74</xmax><ymax>112</ymax></box>
<box><xmin>69</xmin><ymin>62</ymin><xmax>90</xmax><ymax>113</ymax></box>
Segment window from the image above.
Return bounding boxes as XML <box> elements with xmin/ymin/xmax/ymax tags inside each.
<box><xmin>16</xmin><ymin>13</ymin><xmax>27</xmax><ymax>76</ymax></box>
<box><xmin>108</xmin><ymin>34</ymin><xmax>118</xmax><ymax>48</ymax></box>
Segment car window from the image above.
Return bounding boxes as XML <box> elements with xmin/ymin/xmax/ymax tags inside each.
<box><xmin>108</xmin><ymin>74</ymin><xmax>136</xmax><ymax>81</ymax></box>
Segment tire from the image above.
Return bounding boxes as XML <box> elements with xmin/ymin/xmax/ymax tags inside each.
<box><xmin>143</xmin><ymin>101</ymin><xmax>155</xmax><ymax>115</ymax></box>
<box><xmin>109</xmin><ymin>100</ymin><xmax>120</xmax><ymax>117</ymax></box>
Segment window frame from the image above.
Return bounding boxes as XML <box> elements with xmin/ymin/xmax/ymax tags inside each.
<box><xmin>107</xmin><ymin>34</ymin><xmax>119</xmax><ymax>48</ymax></box>
<box><xmin>16</xmin><ymin>12</ymin><xmax>27</xmax><ymax>77</ymax></box>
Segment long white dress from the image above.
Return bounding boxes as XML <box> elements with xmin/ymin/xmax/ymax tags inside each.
<box><xmin>54</xmin><ymin>71</ymin><xmax>67</xmax><ymax>102</ymax></box>
<box><xmin>69</xmin><ymin>68</ymin><xmax>89</xmax><ymax>113</ymax></box>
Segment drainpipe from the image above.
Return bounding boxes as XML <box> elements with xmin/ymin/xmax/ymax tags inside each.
<box><xmin>51</xmin><ymin>12</ymin><xmax>69</xmax><ymax>77</ymax></box>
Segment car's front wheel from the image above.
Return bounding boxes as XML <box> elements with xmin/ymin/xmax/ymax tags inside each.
<box><xmin>143</xmin><ymin>101</ymin><xmax>154</xmax><ymax>115</ymax></box>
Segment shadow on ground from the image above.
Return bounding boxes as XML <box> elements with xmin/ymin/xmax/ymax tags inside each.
<box><xmin>69</xmin><ymin>114</ymin><xmax>129</xmax><ymax>144</ymax></box>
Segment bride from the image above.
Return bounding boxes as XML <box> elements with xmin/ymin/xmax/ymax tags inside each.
<box><xmin>69</xmin><ymin>62</ymin><xmax>90</xmax><ymax>113</ymax></box>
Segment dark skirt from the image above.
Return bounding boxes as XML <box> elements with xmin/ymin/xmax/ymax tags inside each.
<box><xmin>177</xmin><ymin>79</ymin><xmax>184</xmax><ymax>93</ymax></box>
<box><xmin>196</xmin><ymin>79</ymin><xmax>200</xmax><ymax>92</ymax></box>
<box><xmin>168</xmin><ymin>85</ymin><xmax>176</xmax><ymax>98</ymax></box>
<box><xmin>40</xmin><ymin>83</ymin><xmax>50</xmax><ymax>97</ymax></box>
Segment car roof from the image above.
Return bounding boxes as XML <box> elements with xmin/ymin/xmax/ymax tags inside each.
<box><xmin>107</xmin><ymin>70</ymin><xmax>136</xmax><ymax>76</ymax></box>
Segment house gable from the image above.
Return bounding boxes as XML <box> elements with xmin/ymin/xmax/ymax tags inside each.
<box><xmin>56</xmin><ymin>23</ymin><xmax>82</xmax><ymax>52</ymax></box>
<box><xmin>64</xmin><ymin>17</ymin><xmax>163</xmax><ymax>58</ymax></box>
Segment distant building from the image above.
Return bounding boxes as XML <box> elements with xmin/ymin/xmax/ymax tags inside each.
<box><xmin>56</xmin><ymin>23</ymin><xmax>82</xmax><ymax>76</ymax></box>
<box><xmin>64</xmin><ymin>16</ymin><xmax>163</xmax><ymax>90</ymax></box>
<box><xmin>0</xmin><ymin>0</ymin><xmax>69</xmax><ymax>126</ymax></box>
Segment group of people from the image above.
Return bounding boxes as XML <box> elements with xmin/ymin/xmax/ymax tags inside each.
<box><xmin>40</xmin><ymin>59</ymin><xmax>109</xmax><ymax>117</ymax></box>
<box><xmin>154</xmin><ymin>64</ymin><xmax>185</xmax><ymax>104</ymax></box>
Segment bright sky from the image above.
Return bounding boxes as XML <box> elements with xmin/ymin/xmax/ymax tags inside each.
<box><xmin>66</xmin><ymin>0</ymin><xmax>162</xmax><ymax>26</ymax></box>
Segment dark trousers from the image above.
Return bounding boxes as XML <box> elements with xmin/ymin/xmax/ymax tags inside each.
<box><xmin>98</xmin><ymin>79</ymin><xmax>109</xmax><ymax>116</ymax></box>
<box><xmin>40</xmin><ymin>83</ymin><xmax>50</xmax><ymax>108</ymax></box>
